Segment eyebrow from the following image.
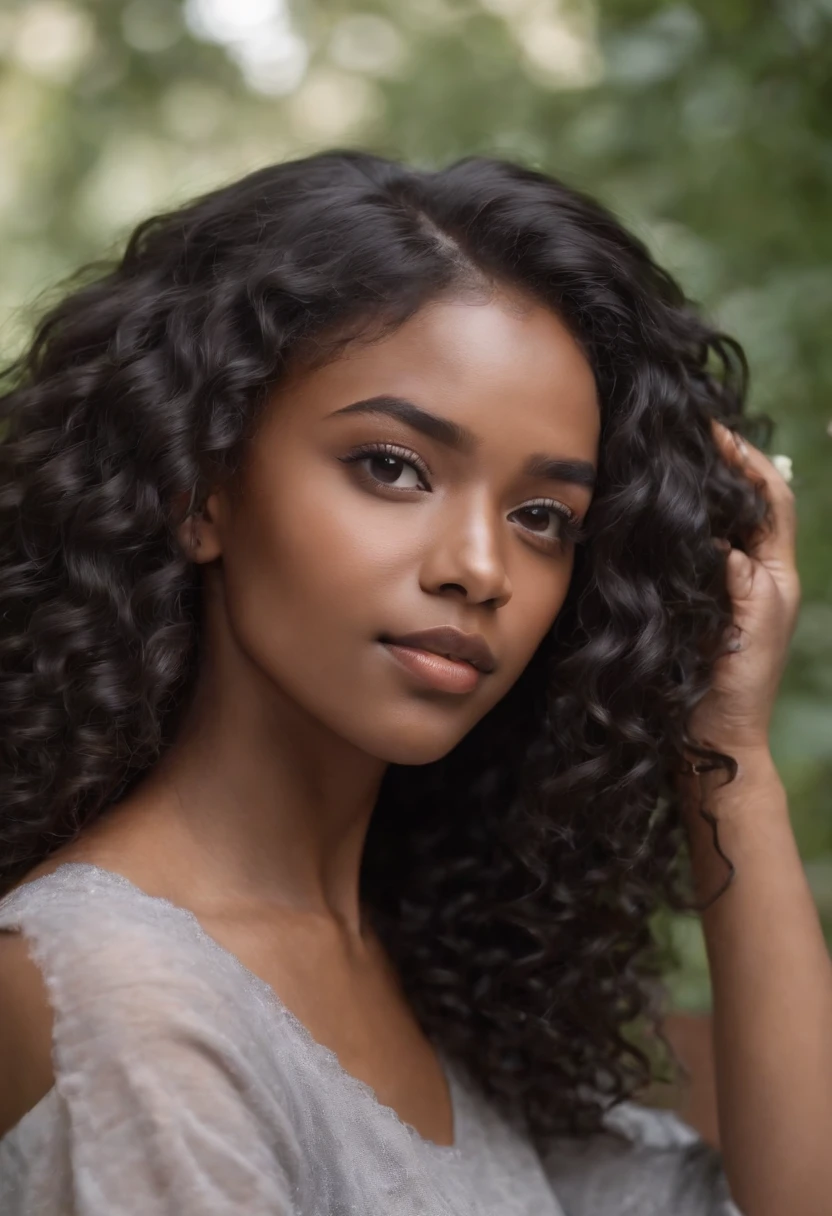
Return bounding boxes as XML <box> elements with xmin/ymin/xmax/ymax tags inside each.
<box><xmin>329</xmin><ymin>394</ymin><xmax>596</xmax><ymax>490</ymax></box>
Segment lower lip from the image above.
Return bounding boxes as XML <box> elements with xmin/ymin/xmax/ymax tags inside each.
<box><xmin>380</xmin><ymin>642</ymin><xmax>482</xmax><ymax>694</ymax></box>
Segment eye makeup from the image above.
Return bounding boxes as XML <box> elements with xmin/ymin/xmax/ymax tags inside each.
<box><xmin>338</xmin><ymin>442</ymin><xmax>589</xmax><ymax>552</ymax></box>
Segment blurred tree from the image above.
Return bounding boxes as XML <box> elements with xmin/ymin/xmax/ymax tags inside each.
<box><xmin>1</xmin><ymin>0</ymin><xmax>830</xmax><ymax>1008</ymax></box>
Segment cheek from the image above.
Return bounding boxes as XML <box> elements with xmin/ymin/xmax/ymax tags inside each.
<box><xmin>267</xmin><ymin>479</ymin><xmax>414</xmax><ymax>613</ymax></box>
<box><xmin>489</xmin><ymin>574</ymin><xmax>570</xmax><ymax>698</ymax></box>
<box><xmin>219</xmin><ymin>471</ymin><xmax>413</xmax><ymax>680</ymax></box>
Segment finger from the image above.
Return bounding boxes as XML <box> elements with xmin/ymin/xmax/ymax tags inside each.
<box><xmin>709</xmin><ymin>417</ymin><xmax>792</xmax><ymax>489</ymax></box>
<box><xmin>709</xmin><ymin>418</ymin><xmax>797</xmax><ymax>566</ymax></box>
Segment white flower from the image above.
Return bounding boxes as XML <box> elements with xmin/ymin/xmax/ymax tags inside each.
<box><xmin>770</xmin><ymin>453</ymin><xmax>793</xmax><ymax>484</ymax></box>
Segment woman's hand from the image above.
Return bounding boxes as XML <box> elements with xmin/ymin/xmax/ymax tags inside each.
<box><xmin>687</xmin><ymin>417</ymin><xmax>801</xmax><ymax>758</ymax></box>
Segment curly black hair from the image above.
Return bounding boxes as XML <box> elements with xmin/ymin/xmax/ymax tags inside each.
<box><xmin>0</xmin><ymin>148</ymin><xmax>772</xmax><ymax>1151</ymax></box>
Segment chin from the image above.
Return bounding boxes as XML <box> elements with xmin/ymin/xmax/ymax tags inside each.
<box><xmin>352</xmin><ymin>714</ymin><xmax>476</xmax><ymax>767</ymax></box>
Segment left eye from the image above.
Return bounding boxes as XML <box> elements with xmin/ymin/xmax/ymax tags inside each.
<box><xmin>510</xmin><ymin>503</ymin><xmax>569</xmax><ymax>543</ymax></box>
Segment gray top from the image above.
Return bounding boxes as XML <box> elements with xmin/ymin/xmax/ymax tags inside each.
<box><xmin>0</xmin><ymin>862</ymin><xmax>741</xmax><ymax>1214</ymax></box>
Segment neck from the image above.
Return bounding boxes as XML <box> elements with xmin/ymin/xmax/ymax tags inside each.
<box><xmin>105</xmin><ymin>651</ymin><xmax>387</xmax><ymax>938</ymax></box>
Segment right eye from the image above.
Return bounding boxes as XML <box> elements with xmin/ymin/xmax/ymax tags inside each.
<box><xmin>340</xmin><ymin>443</ymin><xmax>432</xmax><ymax>491</ymax></box>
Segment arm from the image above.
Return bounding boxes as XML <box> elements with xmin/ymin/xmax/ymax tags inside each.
<box><xmin>683</xmin><ymin>748</ymin><xmax>832</xmax><ymax>1216</ymax></box>
<box><xmin>677</xmin><ymin>419</ymin><xmax>830</xmax><ymax>1216</ymax></box>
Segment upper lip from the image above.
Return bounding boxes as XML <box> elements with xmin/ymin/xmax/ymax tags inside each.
<box><xmin>381</xmin><ymin>626</ymin><xmax>496</xmax><ymax>674</ymax></box>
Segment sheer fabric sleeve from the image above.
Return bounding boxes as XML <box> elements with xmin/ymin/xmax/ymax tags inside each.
<box><xmin>0</xmin><ymin>881</ymin><xmax>304</xmax><ymax>1215</ymax></box>
<box><xmin>539</xmin><ymin>1101</ymin><xmax>742</xmax><ymax>1216</ymax></box>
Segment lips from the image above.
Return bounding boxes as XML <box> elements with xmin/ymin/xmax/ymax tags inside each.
<box><xmin>379</xmin><ymin>626</ymin><xmax>496</xmax><ymax>674</ymax></box>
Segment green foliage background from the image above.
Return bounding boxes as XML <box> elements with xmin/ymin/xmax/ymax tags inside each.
<box><xmin>1</xmin><ymin>0</ymin><xmax>830</xmax><ymax>1008</ymax></box>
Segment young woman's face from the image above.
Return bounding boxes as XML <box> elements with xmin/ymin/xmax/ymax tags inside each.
<box><xmin>194</xmin><ymin>288</ymin><xmax>600</xmax><ymax>765</ymax></box>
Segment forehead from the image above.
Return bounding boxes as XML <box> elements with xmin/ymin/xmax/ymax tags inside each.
<box><xmin>275</xmin><ymin>290</ymin><xmax>601</xmax><ymax>451</ymax></box>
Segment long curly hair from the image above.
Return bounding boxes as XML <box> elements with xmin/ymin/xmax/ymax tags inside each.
<box><xmin>0</xmin><ymin>148</ymin><xmax>771</xmax><ymax>1150</ymax></box>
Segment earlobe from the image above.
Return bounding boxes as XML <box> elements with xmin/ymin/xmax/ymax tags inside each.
<box><xmin>174</xmin><ymin>513</ymin><xmax>203</xmax><ymax>561</ymax></box>
<box><xmin>179</xmin><ymin>514</ymin><xmax>223</xmax><ymax>563</ymax></box>
<box><xmin>183</xmin><ymin>518</ymin><xmax>203</xmax><ymax>555</ymax></box>
<box><xmin>172</xmin><ymin>487</ymin><xmax>223</xmax><ymax>563</ymax></box>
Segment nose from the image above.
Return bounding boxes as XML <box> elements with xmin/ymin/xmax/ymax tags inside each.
<box><xmin>419</xmin><ymin>489</ymin><xmax>512</xmax><ymax>608</ymax></box>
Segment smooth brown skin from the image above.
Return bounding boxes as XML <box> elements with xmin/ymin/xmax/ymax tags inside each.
<box><xmin>0</xmin><ymin>287</ymin><xmax>601</xmax><ymax>1146</ymax></box>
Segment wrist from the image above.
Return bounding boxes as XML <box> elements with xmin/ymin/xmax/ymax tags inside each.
<box><xmin>722</xmin><ymin>744</ymin><xmax>779</xmax><ymax>784</ymax></box>
<box><xmin>683</xmin><ymin>750</ymin><xmax>793</xmax><ymax>906</ymax></box>
<box><xmin>682</xmin><ymin>741</ymin><xmax>777</xmax><ymax>782</ymax></box>
<box><xmin>680</xmin><ymin>746</ymin><xmax>786</xmax><ymax>827</ymax></box>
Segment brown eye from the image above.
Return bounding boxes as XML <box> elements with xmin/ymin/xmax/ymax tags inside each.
<box><xmin>516</xmin><ymin>505</ymin><xmax>553</xmax><ymax>534</ymax></box>
<box><xmin>508</xmin><ymin>498</ymin><xmax>585</xmax><ymax>551</ymax></box>
<box><xmin>340</xmin><ymin>442</ymin><xmax>431</xmax><ymax>491</ymax></box>
<box><xmin>364</xmin><ymin>454</ymin><xmax>423</xmax><ymax>489</ymax></box>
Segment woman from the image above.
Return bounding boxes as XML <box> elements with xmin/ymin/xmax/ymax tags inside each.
<box><xmin>0</xmin><ymin>148</ymin><xmax>823</xmax><ymax>1215</ymax></box>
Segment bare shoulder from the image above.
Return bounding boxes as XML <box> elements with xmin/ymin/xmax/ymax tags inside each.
<box><xmin>0</xmin><ymin>928</ymin><xmax>56</xmax><ymax>1139</ymax></box>
<box><xmin>2</xmin><ymin>790</ymin><xmax>185</xmax><ymax>903</ymax></box>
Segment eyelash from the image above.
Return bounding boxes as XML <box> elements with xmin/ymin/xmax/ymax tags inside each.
<box><xmin>339</xmin><ymin>441</ymin><xmax>588</xmax><ymax>550</ymax></box>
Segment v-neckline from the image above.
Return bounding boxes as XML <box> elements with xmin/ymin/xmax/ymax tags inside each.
<box><xmin>9</xmin><ymin>860</ymin><xmax>469</xmax><ymax>1158</ymax></box>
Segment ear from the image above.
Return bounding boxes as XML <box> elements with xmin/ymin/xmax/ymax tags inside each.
<box><xmin>172</xmin><ymin>488</ymin><xmax>224</xmax><ymax>563</ymax></box>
